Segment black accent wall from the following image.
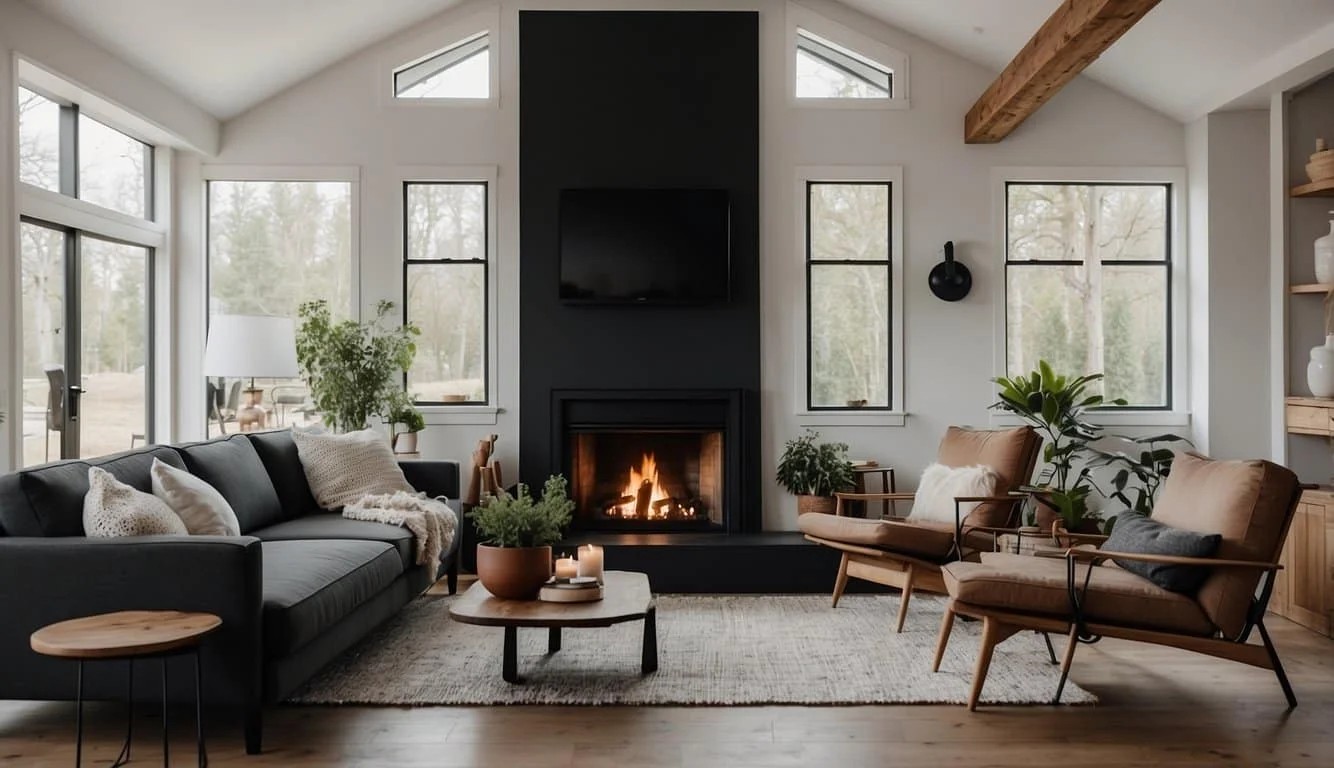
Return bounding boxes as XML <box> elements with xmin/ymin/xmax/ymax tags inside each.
<box><xmin>518</xmin><ymin>11</ymin><xmax>761</xmax><ymax>521</ymax></box>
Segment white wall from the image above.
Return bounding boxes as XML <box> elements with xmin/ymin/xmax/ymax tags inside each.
<box><xmin>196</xmin><ymin>0</ymin><xmax>1186</xmax><ymax>528</ymax></box>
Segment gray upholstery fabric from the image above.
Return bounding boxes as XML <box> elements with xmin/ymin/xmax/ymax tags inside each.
<box><xmin>246</xmin><ymin>430</ymin><xmax>322</xmax><ymax>519</ymax></box>
<box><xmin>261</xmin><ymin>540</ymin><xmax>403</xmax><ymax>657</ymax></box>
<box><xmin>1105</xmin><ymin>512</ymin><xmax>1222</xmax><ymax>593</ymax></box>
<box><xmin>0</xmin><ymin>447</ymin><xmax>185</xmax><ymax>537</ymax></box>
<box><xmin>252</xmin><ymin>514</ymin><xmax>417</xmax><ymax>571</ymax></box>
<box><xmin>178</xmin><ymin>435</ymin><xmax>286</xmax><ymax>533</ymax></box>
<box><xmin>399</xmin><ymin>460</ymin><xmax>462</xmax><ymax>502</ymax></box>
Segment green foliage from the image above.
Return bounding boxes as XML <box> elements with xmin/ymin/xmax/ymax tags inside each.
<box><xmin>385</xmin><ymin>390</ymin><xmax>426</xmax><ymax>433</ymax></box>
<box><xmin>1087</xmin><ymin>433</ymin><xmax>1192</xmax><ymax>516</ymax></box>
<box><xmin>469</xmin><ymin>475</ymin><xmax>575</xmax><ymax>548</ymax></box>
<box><xmin>992</xmin><ymin>360</ymin><xmax>1127</xmax><ymax>526</ymax></box>
<box><xmin>776</xmin><ymin>430</ymin><xmax>856</xmax><ymax>497</ymax></box>
<box><xmin>295</xmin><ymin>299</ymin><xmax>420</xmax><ymax>432</ymax></box>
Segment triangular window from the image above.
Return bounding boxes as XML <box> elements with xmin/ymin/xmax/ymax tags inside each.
<box><xmin>795</xmin><ymin>28</ymin><xmax>892</xmax><ymax>100</ymax></box>
<box><xmin>394</xmin><ymin>32</ymin><xmax>490</xmax><ymax>99</ymax></box>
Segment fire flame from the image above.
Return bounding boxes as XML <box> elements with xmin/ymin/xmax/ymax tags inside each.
<box><xmin>615</xmin><ymin>453</ymin><xmax>674</xmax><ymax>520</ymax></box>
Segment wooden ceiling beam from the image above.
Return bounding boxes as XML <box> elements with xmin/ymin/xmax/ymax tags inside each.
<box><xmin>964</xmin><ymin>0</ymin><xmax>1161</xmax><ymax>144</ymax></box>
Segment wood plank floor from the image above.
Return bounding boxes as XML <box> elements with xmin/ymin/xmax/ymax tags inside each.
<box><xmin>3</xmin><ymin>610</ymin><xmax>1332</xmax><ymax>767</ymax></box>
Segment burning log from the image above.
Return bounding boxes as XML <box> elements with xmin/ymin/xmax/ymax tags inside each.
<box><xmin>634</xmin><ymin>479</ymin><xmax>654</xmax><ymax>518</ymax></box>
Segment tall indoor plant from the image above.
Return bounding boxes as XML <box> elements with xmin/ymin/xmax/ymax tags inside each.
<box><xmin>1087</xmin><ymin>433</ymin><xmax>1193</xmax><ymax>522</ymax></box>
<box><xmin>992</xmin><ymin>361</ymin><xmax>1125</xmax><ymax>532</ymax></box>
<box><xmin>469</xmin><ymin>475</ymin><xmax>575</xmax><ymax>599</ymax></box>
<box><xmin>295</xmin><ymin>299</ymin><xmax>420</xmax><ymax>432</ymax></box>
<box><xmin>777</xmin><ymin>430</ymin><xmax>856</xmax><ymax>516</ymax></box>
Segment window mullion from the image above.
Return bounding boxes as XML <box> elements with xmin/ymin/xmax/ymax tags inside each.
<box><xmin>58</xmin><ymin>104</ymin><xmax>77</xmax><ymax>198</ymax></box>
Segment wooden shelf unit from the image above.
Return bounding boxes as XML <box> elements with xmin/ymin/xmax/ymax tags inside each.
<box><xmin>1272</xmin><ymin>487</ymin><xmax>1334</xmax><ymax>636</ymax></box>
<box><xmin>1292</xmin><ymin>178</ymin><xmax>1334</xmax><ymax>198</ymax></box>
<box><xmin>1291</xmin><ymin>283</ymin><xmax>1334</xmax><ymax>294</ymax></box>
<box><xmin>1286</xmin><ymin>396</ymin><xmax>1334</xmax><ymax>436</ymax></box>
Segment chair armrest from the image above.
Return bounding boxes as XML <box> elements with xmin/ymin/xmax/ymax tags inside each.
<box><xmin>400</xmin><ymin>460</ymin><xmax>461</xmax><ymax>500</ymax></box>
<box><xmin>1065</xmin><ymin>547</ymin><xmax>1283</xmax><ymax>571</ymax></box>
<box><xmin>1051</xmin><ymin>522</ymin><xmax>1109</xmax><ymax>545</ymax></box>
<box><xmin>835</xmin><ymin>492</ymin><xmax>917</xmax><ymax>501</ymax></box>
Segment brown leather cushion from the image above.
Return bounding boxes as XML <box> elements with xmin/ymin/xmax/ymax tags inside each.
<box><xmin>1151</xmin><ymin>452</ymin><xmax>1299</xmax><ymax>638</ymax></box>
<box><xmin>798</xmin><ymin>513</ymin><xmax>995</xmax><ymax>562</ymax></box>
<box><xmin>937</xmin><ymin>426</ymin><xmax>1038</xmax><ymax>528</ymax></box>
<box><xmin>942</xmin><ymin>552</ymin><xmax>1216</xmax><ymax>637</ymax></box>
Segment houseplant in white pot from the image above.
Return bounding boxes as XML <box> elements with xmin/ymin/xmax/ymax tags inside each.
<box><xmin>777</xmin><ymin>430</ymin><xmax>855</xmax><ymax>516</ymax></box>
<box><xmin>386</xmin><ymin>394</ymin><xmax>426</xmax><ymax>454</ymax></box>
<box><xmin>469</xmin><ymin>475</ymin><xmax>575</xmax><ymax>600</ymax></box>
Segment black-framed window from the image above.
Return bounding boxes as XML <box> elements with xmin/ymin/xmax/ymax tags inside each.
<box><xmin>17</xmin><ymin>85</ymin><xmax>154</xmax><ymax>220</ymax></box>
<box><xmin>806</xmin><ymin>181</ymin><xmax>892</xmax><ymax>410</ymax></box>
<box><xmin>1004</xmin><ymin>182</ymin><xmax>1172</xmax><ymax>409</ymax></box>
<box><xmin>404</xmin><ymin>182</ymin><xmax>489</xmax><ymax>405</ymax></box>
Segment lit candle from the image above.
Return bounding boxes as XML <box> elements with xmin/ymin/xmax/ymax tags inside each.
<box><xmin>554</xmin><ymin>556</ymin><xmax>577</xmax><ymax>580</ymax></box>
<box><xmin>576</xmin><ymin>544</ymin><xmax>604</xmax><ymax>582</ymax></box>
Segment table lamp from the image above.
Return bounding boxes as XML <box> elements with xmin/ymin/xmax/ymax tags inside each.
<box><xmin>203</xmin><ymin>315</ymin><xmax>299</xmax><ymax>431</ymax></box>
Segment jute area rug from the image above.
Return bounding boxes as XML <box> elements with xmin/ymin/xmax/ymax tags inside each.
<box><xmin>288</xmin><ymin>593</ymin><xmax>1095</xmax><ymax>706</ymax></box>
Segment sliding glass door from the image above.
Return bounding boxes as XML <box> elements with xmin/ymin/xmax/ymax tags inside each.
<box><xmin>20</xmin><ymin>219</ymin><xmax>152</xmax><ymax>466</ymax></box>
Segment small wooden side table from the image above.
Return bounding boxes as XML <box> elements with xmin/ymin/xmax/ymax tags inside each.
<box><xmin>851</xmin><ymin>464</ymin><xmax>896</xmax><ymax>518</ymax></box>
<box><xmin>30</xmin><ymin>610</ymin><xmax>222</xmax><ymax>768</ymax></box>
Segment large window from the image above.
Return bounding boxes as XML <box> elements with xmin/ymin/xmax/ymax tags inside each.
<box><xmin>805</xmin><ymin>181</ymin><xmax>893</xmax><ymax>411</ymax></box>
<box><xmin>403</xmin><ymin>181</ymin><xmax>488</xmax><ymax>404</ymax></box>
<box><xmin>1004</xmin><ymin>182</ymin><xmax>1172</xmax><ymax>408</ymax></box>
<box><xmin>206</xmin><ymin>179</ymin><xmax>355</xmax><ymax>434</ymax></box>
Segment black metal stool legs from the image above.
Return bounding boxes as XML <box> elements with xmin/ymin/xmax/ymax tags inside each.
<box><xmin>109</xmin><ymin>659</ymin><xmax>133</xmax><ymax>768</ymax></box>
<box><xmin>74</xmin><ymin>661</ymin><xmax>83</xmax><ymax>768</ymax></box>
<box><xmin>195</xmin><ymin>649</ymin><xmax>208</xmax><ymax>767</ymax></box>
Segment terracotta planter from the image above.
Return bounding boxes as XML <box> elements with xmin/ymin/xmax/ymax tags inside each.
<box><xmin>797</xmin><ymin>495</ymin><xmax>837</xmax><ymax>516</ymax></box>
<box><xmin>475</xmin><ymin>544</ymin><xmax>552</xmax><ymax>600</ymax></box>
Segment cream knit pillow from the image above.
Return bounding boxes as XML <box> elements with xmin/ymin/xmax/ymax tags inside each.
<box><xmin>291</xmin><ymin>427</ymin><xmax>414</xmax><ymax>510</ymax></box>
<box><xmin>83</xmin><ymin>466</ymin><xmax>189</xmax><ymax>538</ymax></box>
<box><xmin>151</xmin><ymin>458</ymin><xmax>241</xmax><ymax>536</ymax></box>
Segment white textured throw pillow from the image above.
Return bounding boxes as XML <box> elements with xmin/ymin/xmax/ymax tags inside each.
<box><xmin>83</xmin><ymin>466</ymin><xmax>189</xmax><ymax>538</ymax></box>
<box><xmin>907</xmin><ymin>463</ymin><xmax>1001</xmax><ymax>525</ymax></box>
<box><xmin>150</xmin><ymin>457</ymin><xmax>241</xmax><ymax>536</ymax></box>
<box><xmin>291</xmin><ymin>427</ymin><xmax>415</xmax><ymax>510</ymax></box>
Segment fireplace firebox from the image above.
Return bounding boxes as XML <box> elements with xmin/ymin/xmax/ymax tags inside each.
<box><xmin>552</xmin><ymin>389</ymin><xmax>753</xmax><ymax>533</ymax></box>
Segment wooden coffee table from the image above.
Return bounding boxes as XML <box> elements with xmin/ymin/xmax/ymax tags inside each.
<box><xmin>449</xmin><ymin>570</ymin><xmax>657</xmax><ymax>683</ymax></box>
<box><xmin>30</xmin><ymin>610</ymin><xmax>221</xmax><ymax>768</ymax></box>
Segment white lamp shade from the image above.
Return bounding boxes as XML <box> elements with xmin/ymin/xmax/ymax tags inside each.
<box><xmin>203</xmin><ymin>315</ymin><xmax>300</xmax><ymax>378</ymax></box>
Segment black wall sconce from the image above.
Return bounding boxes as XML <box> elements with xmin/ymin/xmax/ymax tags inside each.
<box><xmin>928</xmin><ymin>240</ymin><xmax>971</xmax><ymax>302</ymax></box>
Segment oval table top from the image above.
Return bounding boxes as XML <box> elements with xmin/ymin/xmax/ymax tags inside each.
<box><xmin>450</xmin><ymin>570</ymin><xmax>653</xmax><ymax>628</ymax></box>
<box><xmin>31</xmin><ymin>610</ymin><xmax>222</xmax><ymax>659</ymax></box>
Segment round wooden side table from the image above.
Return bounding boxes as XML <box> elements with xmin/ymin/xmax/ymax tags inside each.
<box><xmin>30</xmin><ymin>610</ymin><xmax>222</xmax><ymax>768</ymax></box>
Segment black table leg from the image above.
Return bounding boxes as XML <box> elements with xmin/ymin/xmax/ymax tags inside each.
<box><xmin>195</xmin><ymin>649</ymin><xmax>207</xmax><ymax>768</ymax></box>
<box><xmin>161</xmin><ymin>658</ymin><xmax>169</xmax><ymax>768</ymax></box>
<box><xmin>75</xmin><ymin>661</ymin><xmax>83</xmax><ymax>768</ymax></box>
<box><xmin>502</xmin><ymin>627</ymin><xmax>519</xmax><ymax>683</ymax></box>
<box><xmin>548</xmin><ymin>627</ymin><xmax>561</xmax><ymax>654</ymax></box>
<box><xmin>110</xmin><ymin>659</ymin><xmax>133</xmax><ymax>768</ymax></box>
<box><xmin>642</xmin><ymin>606</ymin><xmax>658</xmax><ymax>675</ymax></box>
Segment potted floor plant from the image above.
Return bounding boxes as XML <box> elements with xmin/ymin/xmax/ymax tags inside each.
<box><xmin>777</xmin><ymin>430</ymin><xmax>856</xmax><ymax>516</ymax></box>
<box><xmin>469</xmin><ymin>475</ymin><xmax>575</xmax><ymax>600</ymax></box>
<box><xmin>992</xmin><ymin>361</ymin><xmax>1125</xmax><ymax>534</ymax></box>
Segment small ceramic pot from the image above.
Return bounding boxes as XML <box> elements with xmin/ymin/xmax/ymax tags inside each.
<box><xmin>1316</xmin><ymin>215</ymin><xmax>1334</xmax><ymax>284</ymax></box>
<box><xmin>1309</xmin><ymin>335</ymin><xmax>1334</xmax><ymax>398</ymax></box>
<box><xmin>475</xmin><ymin>544</ymin><xmax>552</xmax><ymax>600</ymax></box>
<box><xmin>394</xmin><ymin>430</ymin><xmax>419</xmax><ymax>455</ymax></box>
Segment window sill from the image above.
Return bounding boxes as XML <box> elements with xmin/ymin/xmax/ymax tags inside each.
<box><xmin>419</xmin><ymin>405</ymin><xmax>501</xmax><ymax>426</ymax></box>
<box><xmin>796</xmin><ymin>410</ymin><xmax>906</xmax><ymax>427</ymax></box>
<box><xmin>990</xmin><ymin>411</ymin><xmax>1191</xmax><ymax>429</ymax></box>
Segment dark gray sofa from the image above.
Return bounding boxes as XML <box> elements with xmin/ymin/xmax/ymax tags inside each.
<box><xmin>0</xmin><ymin>429</ymin><xmax>460</xmax><ymax>754</ymax></box>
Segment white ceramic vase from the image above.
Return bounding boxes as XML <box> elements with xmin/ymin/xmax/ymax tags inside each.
<box><xmin>1316</xmin><ymin>214</ymin><xmax>1334</xmax><ymax>284</ymax></box>
<box><xmin>1308</xmin><ymin>335</ymin><xmax>1334</xmax><ymax>398</ymax></box>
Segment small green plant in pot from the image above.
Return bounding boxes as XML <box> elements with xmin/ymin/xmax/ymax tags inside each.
<box><xmin>777</xmin><ymin>430</ymin><xmax>856</xmax><ymax>516</ymax></box>
<box><xmin>469</xmin><ymin>475</ymin><xmax>575</xmax><ymax>600</ymax></box>
<box><xmin>386</xmin><ymin>392</ymin><xmax>426</xmax><ymax>455</ymax></box>
<box><xmin>992</xmin><ymin>361</ymin><xmax>1126</xmax><ymax>533</ymax></box>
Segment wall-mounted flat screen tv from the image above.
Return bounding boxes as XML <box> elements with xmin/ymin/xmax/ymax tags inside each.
<box><xmin>558</xmin><ymin>188</ymin><xmax>731</xmax><ymax>304</ymax></box>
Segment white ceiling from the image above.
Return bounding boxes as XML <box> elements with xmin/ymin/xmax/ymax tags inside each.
<box><xmin>19</xmin><ymin>0</ymin><xmax>1334</xmax><ymax>124</ymax></box>
<box><xmin>21</xmin><ymin>0</ymin><xmax>463</xmax><ymax>119</ymax></box>
<box><xmin>845</xmin><ymin>0</ymin><xmax>1334</xmax><ymax>121</ymax></box>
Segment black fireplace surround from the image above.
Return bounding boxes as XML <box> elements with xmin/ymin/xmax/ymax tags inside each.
<box><xmin>552</xmin><ymin>390</ymin><xmax>758</xmax><ymax>534</ymax></box>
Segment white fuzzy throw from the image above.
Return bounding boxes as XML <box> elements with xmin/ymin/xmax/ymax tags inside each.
<box><xmin>343</xmin><ymin>491</ymin><xmax>458</xmax><ymax>569</ymax></box>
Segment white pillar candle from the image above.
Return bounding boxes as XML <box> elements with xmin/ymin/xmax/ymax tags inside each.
<box><xmin>554</xmin><ymin>557</ymin><xmax>577</xmax><ymax>580</ymax></box>
<box><xmin>576</xmin><ymin>544</ymin><xmax>604</xmax><ymax>582</ymax></box>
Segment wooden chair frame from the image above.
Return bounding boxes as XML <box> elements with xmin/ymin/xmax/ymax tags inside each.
<box><xmin>934</xmin><ymin>500</ymin><xmax>1304</xmax><ymax>711</ymax></box>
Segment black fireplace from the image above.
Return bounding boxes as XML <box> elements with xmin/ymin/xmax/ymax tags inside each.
<box><xmin>552</xmin><ymin>389</ymin><xmax>755</xmax><ymax>533</ymax></box>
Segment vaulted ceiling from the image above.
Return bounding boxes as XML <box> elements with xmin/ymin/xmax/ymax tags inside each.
<box><xmin>19</xmin><ymin>0</ymin><xmax>1334</xmax><ymax>123</ymax></box>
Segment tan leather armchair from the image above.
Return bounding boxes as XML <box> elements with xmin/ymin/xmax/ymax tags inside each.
<box><xmin>934</xmin><ymin>452</ymin><xmax>1303</xmax><ymax>711</ymax></box>
<box><xmin>798</xmin><ymin>426</ymin><xmax>1042</xmax><ymax>632</ymax></box>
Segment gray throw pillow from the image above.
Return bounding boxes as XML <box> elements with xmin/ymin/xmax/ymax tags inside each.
<box><xmin>1104</xmin><ymin>512</ymin><xmax>1221</xmax><ymax>594</ymax></box>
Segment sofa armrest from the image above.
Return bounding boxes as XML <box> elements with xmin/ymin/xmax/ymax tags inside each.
<box><xmin>400</xmin><ymin>460</ymin><xmax>460</xmax><ymax>500</ymax></box>
<box><xmin>0</xmin><ymin>536</ymin><xmax>264</xmax><ymax>707</ymax></box>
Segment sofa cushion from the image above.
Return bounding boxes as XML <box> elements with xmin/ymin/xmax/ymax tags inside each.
<box><xmin>178</xmin><ymin>435</ymin><xmax>285</xmax><ymax>533</ymax></box>
<box><xmin>798</xmin><ymin>513</ymin><xmax>994</xmax><ymax>562</ymax></box>
<box><xmin>261</xmin><ymin>539</ymin><xmax>403</xmax><ymax>657</ymax></box>
<box><xmin>84</xmin><ymin>466</ymin><xmax>188</xmax><ymax>537</ymax></box>
<box><xmin>1151</xmin><ymin>452</ymin><xmax>1300</xmax><ymax>638</ymax></box>
<box><xmin>1104</xmin><ymin>511</ymin><xmax>1221</xmax><ymax>593</ymax></box>
<box><xmin>936</xmin><ymin>426</ymin><xmax>1038</xmax><ymax>528</ymax></box>
<box><xmin>942</xmin><ymin>552</ymin><xmax>1216</xmax><ymax>636</ymax></box>
<box><xmin>252</xmin><ymin>514</ymin><xmax>416</xmax><ymax>571</ymax></box>
<box><xmin>291</xmin><ymin>427</ymin><xmax>414</xmax><ymax>510</ymax></box>
<box><xmin>2</xmin><ymin>447</ymin><xmax>185</xmax><ymax>537</ymax></box>
<box><xmin>151</xmin><ymin>458</ymin><xmax>241</xmax><ymax>536</ymax></box>
<box><xmin>246</xmin><ymin>430</ymin><xmax>321</xmax><ymax>519</ymax></box>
